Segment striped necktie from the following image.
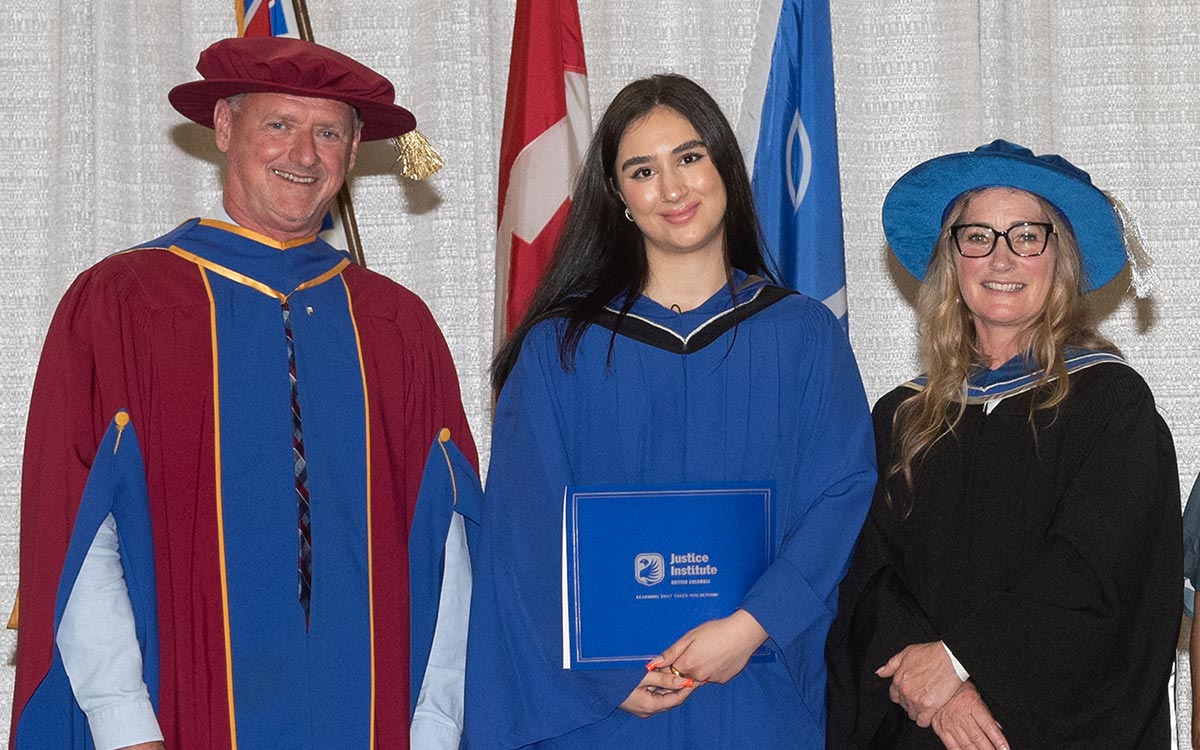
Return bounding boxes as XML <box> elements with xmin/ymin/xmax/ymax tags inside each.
<box><xmin>281</xmin><ymin>300</ymin><xmax>313</xmax><ymax>628</ymax></box>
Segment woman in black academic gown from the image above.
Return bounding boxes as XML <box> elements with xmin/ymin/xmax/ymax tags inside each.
<box><xmin>826</xmin><ymin>140</ymin><xmax>1181</xmax><ymax>750</ymax></box>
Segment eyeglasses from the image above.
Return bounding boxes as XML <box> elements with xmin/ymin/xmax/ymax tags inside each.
<box><xmin>950</xmin><ymin>222</ymin><xmax>1055</xmax><ymax>258</ymax></box>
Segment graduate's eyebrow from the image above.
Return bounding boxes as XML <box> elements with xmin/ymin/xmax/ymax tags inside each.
<box><xmin>672</xmin><ymin>139</ymin><xmax>705</xmax><ymax>154</ymax></box>
<box><xmin>619</xmin><ymin>139</ymin><xmax>708</xmax><ymax>173</ymax></box>
<box><xmin>619</xmin><ymin>154</ymin><xmax>651</xmax><ymax>172</ymax></box>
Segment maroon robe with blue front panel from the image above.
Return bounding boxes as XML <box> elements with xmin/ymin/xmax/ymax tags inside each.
<box><xmin>11</xmin><ymin>219</ymin><xmax>475</xmax><ymax>749</ymax></box>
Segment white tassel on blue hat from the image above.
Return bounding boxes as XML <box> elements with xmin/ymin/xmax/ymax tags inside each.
<box><xmin>1104</xmin><ymin>191</ymin><xmax>1155</xmax><ymax>299</ymax></box>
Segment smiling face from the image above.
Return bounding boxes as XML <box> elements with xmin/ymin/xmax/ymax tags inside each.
<box><xmin>613</xmin><ymin>106</ymin><xmax>727</xmax><ymax>266</ymax></box>
<box><xmin>953</xmin><ymin>188</ymin><xmax>1058</xmax><ymax>363</ymax></box>
<box><xmin>214</xmin><ymin>92</ymin><xmax>360</xmax><ymax>242</ymax></box>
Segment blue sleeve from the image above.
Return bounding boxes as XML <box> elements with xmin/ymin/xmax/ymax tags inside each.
<box><xmin>56</xmin><ymin>513</ymin><xmax>162</xmax><ymax>750</ymax></box>
<box><xmin>738</xmin><ymin>310</ymin><xmax>877</xmax><ymax>693</ymax></box>
<box><xmin>465</xmin><ymin>326</ymin><xmax>636</xmax><ymax>749</ymax></box>
<box><xmin>17</xmin><ymin>412</ymin><xmax>160</xmax><ymax>750</ymax></box>
<box><xmin>410</xmin><ymin>432</ymin><xmax>482</xmax><ymax>732</ymax></box>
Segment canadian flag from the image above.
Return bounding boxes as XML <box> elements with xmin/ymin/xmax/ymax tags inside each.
<box><xmin>494</xmin><ymin>0</ymin><xmax>592</xmax><ymax>341</ymax></box>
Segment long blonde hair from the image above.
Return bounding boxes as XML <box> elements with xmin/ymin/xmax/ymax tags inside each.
<box><xmin>887</xmin><ymin>189</ymin><xmax>1117</xmax><ymax>513</ymax></box>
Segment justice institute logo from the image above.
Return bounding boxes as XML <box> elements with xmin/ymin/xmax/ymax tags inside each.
<box><xmin>634</xmin><ymin>553</ymin><xmax>665</xmax><ymax>586</ymax></box>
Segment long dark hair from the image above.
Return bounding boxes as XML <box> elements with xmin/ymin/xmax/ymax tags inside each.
<box><xmin>491</xmin><ymin>73</ymin><xmax>776</xmax><ymax>390</ymax></box>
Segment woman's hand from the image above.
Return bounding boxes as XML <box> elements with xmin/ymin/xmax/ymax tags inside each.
<box><xmin>930</xmin><ymin>681</ymin><xmax>1009</xmax><ymax>750</ymax></box>
<box><xmin>618</xmin><ymin>666</ymin><xmax>697</xmax><ymax>718</ymax></box>
<box><xmin>657</xmin><ymin>609</ymin><xmax>769</xmax><ymax>685</ymax></box>
<box><xmin>877</xmin><ymin>641</ymin><xmax>962</xmax><ymax>726</ymax></box>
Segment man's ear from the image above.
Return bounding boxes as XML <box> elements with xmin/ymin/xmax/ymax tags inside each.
<box><xmin>213</xmin><ymin>99</ymin><xmax>233</xmax><ymax>154</ymax></box>
<box><xmin>346</xmin><ymin>129</ymin><xmax>361</xmax><ymax>173</ymax></box>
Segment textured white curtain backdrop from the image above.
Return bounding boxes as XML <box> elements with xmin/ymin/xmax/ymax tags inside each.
<box><xmin>2</xmin><ymin>0</ymin><xmax>1198</xmax><ymax>743</ymax></box>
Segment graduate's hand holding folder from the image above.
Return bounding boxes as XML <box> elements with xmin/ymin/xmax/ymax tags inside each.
<box><xmin>619</xmin><ymin>608</ymin><xmax>769</xmax><ymax>717</ymax></box>
<box><xmin>619</xmin><ymin>663</ymin><xmax>697</xmax><ymax>718</ymax></box>
<box><xmin>562</xmin><ymin>483</ymin><xmax>776</xmax><ymax>716</ymax></box>
<box><xmin>657</xmin><ymin>608</ymin><xmax>769</xmax><ymax>684</ymax></box>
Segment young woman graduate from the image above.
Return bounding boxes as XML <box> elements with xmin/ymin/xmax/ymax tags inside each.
<box><xmin>464</xmin><ymin>74</ymin><xmax>877</xmax><ymax>748</ymax></box>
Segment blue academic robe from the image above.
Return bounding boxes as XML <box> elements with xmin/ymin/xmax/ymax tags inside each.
<box><xmin>465</xmin><ymin>276</ymin><xmax>876</xmax><ymax>748</ymax></box>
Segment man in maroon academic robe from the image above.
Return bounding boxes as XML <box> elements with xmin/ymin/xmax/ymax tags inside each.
<box><xmin>11</xmin><ymin>36</ymin><xmax>476</xmax><ymax>750</ymax></box>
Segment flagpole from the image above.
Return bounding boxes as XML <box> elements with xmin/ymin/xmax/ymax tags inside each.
<box><xmin>289</xmin><ymin>0</ymin><xmax>368</xmax><ymax>267</ymax></box>
<box><xmin>291</xmin><ymin>0</ymin><xmax>315</xmax><ymax>42</ymax></box>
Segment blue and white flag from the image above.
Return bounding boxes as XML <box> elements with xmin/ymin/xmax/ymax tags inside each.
<box><xmin>738</xmin><ymin>0</ymin><xmax>847</xmax><ymax>324</ymax></box>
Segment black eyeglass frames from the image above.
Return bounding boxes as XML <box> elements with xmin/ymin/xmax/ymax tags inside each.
<box><xmin>950</xmin><ymin>222</ymin><xmax>1055</xmax><ymax>258</ymax></box>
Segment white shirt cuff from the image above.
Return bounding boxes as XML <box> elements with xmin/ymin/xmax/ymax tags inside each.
<box><xmin>941</xmin><ymin>640</ymin><xmax>970</xmax><ymax>681</ymax></box>
<box><xmin>87</xmin><ymin>696</ymin><xmax>164</xmax><ymax>750</ymax></box>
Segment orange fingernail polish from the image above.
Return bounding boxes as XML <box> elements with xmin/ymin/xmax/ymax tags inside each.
<box><xmin>682</xmin><ymin>678</ymin><xmax>694</xmax><ymax>688</ymax></box>
<box><xmin>645</xmin><ymin>660</ymin><xmax>659</xmax><ymax>671</ymax></box>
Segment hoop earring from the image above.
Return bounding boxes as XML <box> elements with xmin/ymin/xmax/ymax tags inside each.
<box><xmin>624</xmin><ymin>208</ymin><xmax>634</xmax><ymax>222</ymax></box>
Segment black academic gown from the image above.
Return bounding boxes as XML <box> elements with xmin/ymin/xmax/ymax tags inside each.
<box><xmin>827</xmin><ymin>357</ymin><xmax>1181</xmax><ymax>749</ymax></box>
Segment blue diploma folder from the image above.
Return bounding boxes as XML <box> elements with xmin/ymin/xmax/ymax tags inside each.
<box><xmin>562</xmin><ymin>482</ymin><xmax>776</xmax><ymax>670</ymax></box>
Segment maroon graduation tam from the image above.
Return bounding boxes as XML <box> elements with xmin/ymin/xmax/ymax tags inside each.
<box><xmin>168</xmin><ymin>36</ymin><xmax>415</xmax><ymax>141</ymax></box>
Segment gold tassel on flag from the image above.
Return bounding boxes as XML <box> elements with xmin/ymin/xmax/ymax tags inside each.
<box><xmin>393</xmin><ymin>130</ymin><xmax>445</xmax><ymax>180</ymax></box>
